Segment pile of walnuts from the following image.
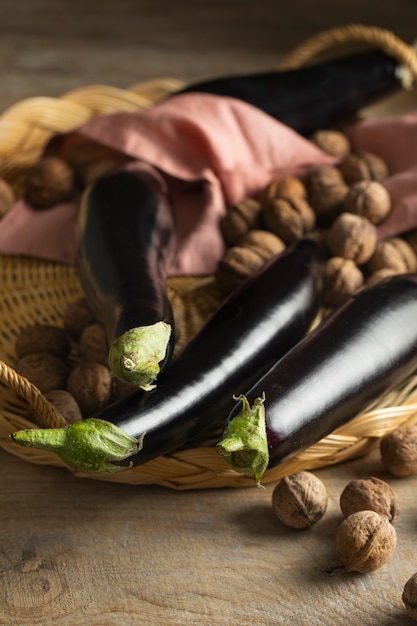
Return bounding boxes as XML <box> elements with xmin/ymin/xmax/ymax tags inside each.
<box><xmin>270</xmin><ymin>421</ymin><xmax>417</xmax><ymax>620</ymax></box>
<box><xmin>13</xmin><ymin>298</ymin><xmax>137</xmax><ymax>428</ymax></box>
<box><xmin>216</xmin><ymin>129</ymin><xmax>417</xmax><ymax>307</ymax></box>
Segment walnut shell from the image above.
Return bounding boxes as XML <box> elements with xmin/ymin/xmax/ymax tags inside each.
<box><xmin>239</xmin><ymin>229</ymin><xmax>286</xmax><ymax>261</ymax></box>
<box><xmin>322</xmin><ymin>257</ymin><xmax>364</xmax><ymax>307</ymax></box>
<box><xmin>259</xmin><ymin>175</ymin><xmax>307</xmax><ymax>205</ymax></box>
<box><xmin>326</xmin><ymin>212</ymin><xmax>378</xmax><ymax>265</ymax></box>
<box><xmin>220</xmin><ymin>198</ymin><xmax>262</xmax><ymax>245</ymax></box>
<box><xmin>43</xmin><ymin>390</ymin><xmax>82</xmax><ymax>425</ymax></box>
<box><xmin>305</xmin><ymin>166</ymin><xmax>349</xmax><ymax>225</ymax></box>
<box><xmin>272</xmin><ymin>470</ymin><xmax>328</xmax><ymax>529</ymax></box>
<box><xmin>24</xmin><ymin>157</ymin><xmax>76</xmax><ymax>208</ymax></box>
<box><xmin>339</xmin><ymin>476</ymin><xmax>400</xmax><ymax>524</ymax></box>
<box><xmin>0</xmin><ymin>178</ymin><xmax>16</xmax><ymax>218</ymax></box>
<box><xmin>366</xmin><ymin>268</ymin><xmax>399</xmax><ymax>287</ymax></box>
<box><xmin>344</xmin><ymin>180</ymin><xmax>391</xmax><ymax>225</ymax></box>
<box><xmin>403</xmin><ymin>572</ymin><xmax>417</xmax><ymax>621</ymax></box>
<box><xmin>404</xmin><ymin>228</ymin><xmax>417</xmax><ymax>257</ymax></box>
<box><xmin>335</xmin><ymin>510</ymin><xmax>397</xmax><ymax>573</ymax></box>
<box><xmin>380</xmin><ymin>424</ymin><xmax>417</xmax><ymax>477</ymax></box>
<box><xmin>262</xmin><ymin>196</ymin><xmax>315</xmax><ymax>244</ymax></box>
<box><xmin>15</xmin><ymin>353</ymin><xmax>70</xmax><ymax>393</ymax></box>
<box><xmin>304</xmin><ymin>165</ymin><xmax>345</xmax><ymax>194</ymax></box>
<box><xmin>15</xmin><ymin>324</ymin><xmax>71</xmax><ymax>360</ymax></box>
<box><xmin>63</xmin><ymin>297</ymin><xmax>96</xmax><ymax>341</ymax></box>
<box><xmin>339</xmin><ymin>150</ymin><xmax>389</xmax><ymax>184</ymax></box>
<box><xmin>66</xmin><ymin>362</ymin><xmax>112</xmax><ymax>416</ymax></box>
<box><xmin>367</xmin><ymin>237</ymin><xmax>417</xmax><ymax>274</ymax></box>
<box><xmin>215</xmin><ymin>246</ymin><xmax>265</xmax><ymax>295</ymax></box>
<box><xmin>78</xmin><ymin>323</ymin><xmax>109</xmax><ymax>364</ymax></box>
<box><xmin>309</xmin><ymin>130</ymin><xmax>351</xmax><ymax>158</ymax></box>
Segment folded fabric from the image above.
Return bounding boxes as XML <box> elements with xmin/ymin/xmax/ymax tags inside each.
<box><xmin>0</xmin><ymin>93</ymin><xmax>335</xmax><ymax>275</ymax></box>
<box><xmin>0</xmin><ymin>92</ymin><xmax>416</xmax><ymax>276</ymax></box>
<box><xmin>346</xmin><ymin>111</ymin><xmax>417</xmax><ymax>240</ymax></box>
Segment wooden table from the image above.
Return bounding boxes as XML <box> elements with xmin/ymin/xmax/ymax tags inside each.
<box><xmin>1</xmin><ymin>2</ymin><xmax>417</xmax><ymax>624</ymax></box>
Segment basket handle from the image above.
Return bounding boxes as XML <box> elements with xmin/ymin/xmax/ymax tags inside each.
<box><xmin>278</xmin><ymin>24</ymin><xmax>417</xmax><ymax>90</ymax></box>
<box><xmin>0</xmin><ymin>360</ymin><xmax>67</xmax><ymax>429</ymax></box>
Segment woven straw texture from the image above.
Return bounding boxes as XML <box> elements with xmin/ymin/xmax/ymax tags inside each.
<box><xmin>1</xmin><ymin>24</ymin><xmax>417</xmax><ymax>490</ymax></box>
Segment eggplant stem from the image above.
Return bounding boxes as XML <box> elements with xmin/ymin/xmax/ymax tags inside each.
<box><xmin>109</xmin><ymin>321</ymin><xmax>172</xmax><ymax>390</ymax></box>
<box><xmin>216</xmin><ymin>394</ymin><xmax>269</xmax><ymax>486</ymax></box>
<box><xmin>10</xmin><ymin>418</ymin><xmax>144</xmax><ymax>474</ymax></box>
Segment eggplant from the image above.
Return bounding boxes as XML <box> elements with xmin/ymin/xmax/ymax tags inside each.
<box><xmin>77</xmin><ymin>168</ymin><xmax>176</xmax><ymax>390</ymax></box>
<box><xmin>11</xmin><ymin>238</ymin><xmax>324</xmax><ymax>473</ymax></box>
<box><xmin>217</xmin><ymin>274</ymin><xmax>417</xmax><ymax>484</ymax></box>
<box><xmin>176</xmin><ymin>49</ymin><xmax>408</xmax><ymax>136</ymax></box>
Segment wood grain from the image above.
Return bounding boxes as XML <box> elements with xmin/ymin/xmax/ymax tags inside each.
<box><xmin>1</xmin><ymin>1</ymin><xmax>417</xmax><ymax>624</ymax></box>
<box><xmin>0</xmin><ymin>447</ymin><xmax>416</xmax><ymax>625</ymax></box>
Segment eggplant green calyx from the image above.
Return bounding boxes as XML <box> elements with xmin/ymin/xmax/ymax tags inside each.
<box><xmin>109</xmin><ymin>321</ymin><xmax>171</xmax><ymax>390</ymax></box>
<box><xmin>216</xmin><ymin>394</ymin><xmax>269</xmax><ymax>486</ymax></box>
<box><xmin>10</xmin><ymin>418</ymin><xmax>144</xmax><ymax>474</ymax></box>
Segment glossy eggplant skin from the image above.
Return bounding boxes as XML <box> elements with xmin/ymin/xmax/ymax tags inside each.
<box><xmin>90</xmin><ymin>238</ymin><xmax>324</xmax><ymax>465</ymax></box>
<box><xmin>227</xmin><ymin>274</ymin><xmax>417</xmax><ymax>469</ymax></box>
<box><xmin>77</xmin><ymin>168</ymin><xmax>177</xmax><ymax>380</ymax></box>
<box><xmin>177</xmin><ymin>50</ymin><xmax>403</xmax><ymax>136</ymax></box>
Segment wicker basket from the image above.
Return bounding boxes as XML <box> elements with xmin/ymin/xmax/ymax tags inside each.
<box><xmin>1</xmin><ymin>24</ymin><xmax>417</xmax><ymax>490</ymax></box>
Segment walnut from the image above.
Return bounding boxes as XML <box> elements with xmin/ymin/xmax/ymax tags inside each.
<box><xmin>0</xmin><ymin>178</ymin><xmax>16</xmax><ymax>218</ymax></box>
<box><xmin>403</xmin><ymin>572</ymin><xmax>417</xmax><ymax>621</ymax></box>
<box><xmin>239</xmin><ymin>229</ymin><xmax>286</xmax><ymax>261</ymax></box>
<box><xmin>380</xmin><ymin>423</ymin><xmax>417</xmax><ymax>477</ymax></box>
<box><xmin>339</xmin><ymin>476</ymin><xmax>400</xmax><ymax>524</ymax></box>
<box><xmin>367</xmin><ymin>237</ymin><xmax>417</xmax><ymax>274</ymax></box>
<box><xmin>15</xmin><ymin>324</ymin><xmax>71</xmax><ymax>360</ymax></box>
<box><xmin>262</xmin><ymin>196</ymin><xmax>315</xmax><ymax>244</ymax></box>
<box><xmin>404</xmin><ymin>228</ymin><xmax>417</xmax><ymax>257</ymax></box>
<box><xmin>78</xmin><ymin>323</ymin><xmax>108</xmax><ymax>364</ymax></box>
<box><xmin>305</xmin><ymin>165</ymin><xmax>345</xmax><ymax>194</ymax></box>
<box><xmin>65</xmin><ymin>141</ymin><xmax>126</xmax><ymax>183</ymax></box>
<box><xmin>339</xmin><ymin>150</ymin><xmax>389</xmax><ymax>184</ymax></box>
<box><xmin>215</xmin><ymin>246</ymin><xmax>265</xmax><ymax>295</ymax></box>
<box><xmin>220</xmin><ymin>198</ymin><xmax>262</xmax><ymax>245</ymax></box>
<box><xmin>15</xmin><ymin>353</ymin><xmax>70</xmax><ymax>393</ymax></box>
<box><xmin>366</xmin><ymin>268</ymin><xmax>399</xmax><ymax>287</ymax></box>
<box><xmin>271</xmin><ymin>470</ymin><xmax>328</xmax><ymax>529</ymax></box>
<box><xmin>309</xmin><ymin>130</ymin><xmax>351</xmax><ymax>158</ymax></box>
<box><xmin>111</xmin><ymin>377</ymin><xmax>139</xmax><ymax>402</ymax></box>
<box><xmin>305</xmin><ymin>166</ymin><xmax>349</xmax><ymax>225</ymax></box>
<box><xmin>66</xmin><ymin>362</ymin><xmax>112</xmax><ymax>416</ymax></box>
<box><xmin>344</xmin><ymin>180</ymin><xmax>391</xmax><ymax>225</ymax></box>
<box><xmin>322</xmin><ymin>257</ymin><xmax>364</xmax><ymax>307</ymax></box>
<box><xmin>326</xmin><ymin>213</ymin><xmax>378</xmax><ymax>265</ymax></box>
<box><xmin>63</xmin><ymin>297</ymin><xmax>96</xmax><ymax>341</ymax></box>
<box><xmin>259</xmin><ymin>175</ymin><xmax>307</xmax><ymax>205</ymax></box>
<box><xmin>24</xmin><ymin>157</ymin><xmax>76</xmax><ymax>208</ymax></box>
<box><xmin>335</xmin><ymin>510</ymin><xmax>397</xmax><ymax>573</ymax></box>
<box><xmin>28</xmin><ymin>389</ymin><xmax>82</xmax><ymax>427</ymax></box>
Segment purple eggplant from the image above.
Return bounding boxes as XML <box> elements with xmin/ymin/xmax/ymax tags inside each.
<box><xmin>177</xmin><ymin>49</ymin><xmax>407</xmax><ymax>136</ymax></box>
<box><xmin>218</xmin><ymin>274</ymin><xmax>417</xmax><ymax>484</ymax></box>
<box><xmin>11</xmin><ymin>239</ymin><xmax>323</xmax><ymax>473</ymax></box>
<box><xmin>77</xmin><ymin>168</ymin><xmax>176</xmax><ymax>390</ymax></box>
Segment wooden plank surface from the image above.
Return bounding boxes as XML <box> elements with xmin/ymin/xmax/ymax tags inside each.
<box><xmin>1</xmin><ymin>2</ymin><xmax>417</xmax><ymax>624</ymax></box>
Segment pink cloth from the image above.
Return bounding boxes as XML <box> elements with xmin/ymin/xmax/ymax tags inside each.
<box><xmin>0</xmin><ymin>93</ymin><xmax>335</xmax><ymax>275</ymax></box>
<box><xmin>1</xmin><ymin>93</ymin><xmax>417</xmax><ymax>275</ymax></box>
<box><xmin>346</xmin><ymin>112</ymin><xmax>417</xmax><ymax>240</ymax></box>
